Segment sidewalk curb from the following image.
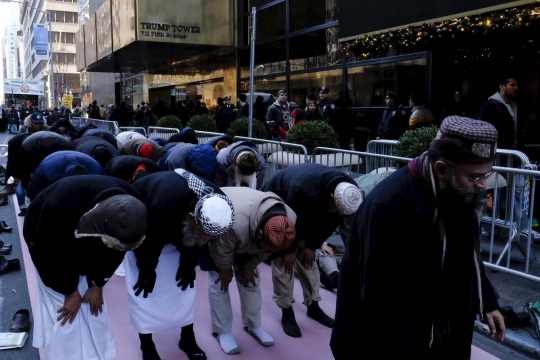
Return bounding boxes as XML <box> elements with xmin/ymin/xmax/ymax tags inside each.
<box><xmin>475</xmin><ymin>321</ymin><xmax>540</xmax><ymax>358</ymax></box>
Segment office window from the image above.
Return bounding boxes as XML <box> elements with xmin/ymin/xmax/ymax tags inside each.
<box><xmin>67</xmin><ymin>54</ymin><xmax>75</xmax><ymax>65</ymax></box>
<box><xmin>257</xmin><ymin>2</ymin><xmax>286</xmax><ymax>41</ymax></box>
<box><xmin>65</xmin><ymin>12</ymin><xmax>74</xmax><ymax>24</ymax></box>
<box><xmin>289</xmin><ymin>26</ymin><xmax>342</xmax><ymax>70</ymax></box>
<box><xmin>66</xmin><ymin>33</ymin><xmax>74</xmax><ymax>44</ymax></box>
<box><xmin>347</xmin><ymin>58</ymin><xmax>427</xmax><ymax>107</ymax></box>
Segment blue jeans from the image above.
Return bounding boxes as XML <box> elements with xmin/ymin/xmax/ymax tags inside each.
<box><xmin>16</xmin><ymin>183</ymin><xmax>26</xmax><ymax>211</ymax></box>
<box><xmin>10</xmin><ymin>124</ymin><xmax>17</xmax><ymax>134</ymax></box>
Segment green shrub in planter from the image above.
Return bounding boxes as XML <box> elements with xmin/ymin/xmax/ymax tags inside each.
<box><xmin>187</xmin><ymin>115</ymin><xmax>218</xmax><ymax>132</ymax></box>
<box><xmin>226</xmin><ymin>117</ymin><xmax>268</xmax><ymax>139</ymax></box>
<box><xmin>392</xmin><ymin>126</ymin><xmax>439</xmax><ymax>167</ymax></box>
<box><xmin>156</xmin><ymin>115</ymin><xmax>183</xmax><ymax>130</ymax></box>
<box><xmin>285</xmin><ymin>121</ymin><xmax>339</xmax><ymax>154</ymax></box>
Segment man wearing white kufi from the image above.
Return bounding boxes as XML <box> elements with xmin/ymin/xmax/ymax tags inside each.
<box><xmin>215</xmin><ymin>140</ymin><xmax>267</xmax><ymax>189</ymax></box>
<box><xmin>23</xmin><ymin>175</ymin><xmax>147</xmax><ymax>360</ymax></box>
<box><xmin>127</xmin><ymin>169</ymin><xmax>234</xmax><ymax>360</ymax></box>
<box><xmin>263</xmin><ymin>163</ymin><xmax>363</xmax><ymax>338</ymax></box>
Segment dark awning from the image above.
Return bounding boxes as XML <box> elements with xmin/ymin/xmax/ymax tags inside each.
<box><xmin>339</xmin><ymin>0</ymin><xmax>536</xmax><ymax>41</ymax></box>
<box><xmin>85</xmin><ymin>41</ymin><xmax>235</xmax><ymax>75</ymax></box>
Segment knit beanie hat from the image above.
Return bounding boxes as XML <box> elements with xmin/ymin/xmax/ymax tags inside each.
<box><xmin>430</xmin><ymin>116</ymin><xmax>498</xmax><ymax>164</ymax></box>
<box><xmin>75</xmin><ymin>194</ymin><xmax>147</xmax><ymax>251</ymax></box>
<box><xmin>137</xmin><ymin>143</ymin><xmax>154</xmax><ymax>160</ymax></box>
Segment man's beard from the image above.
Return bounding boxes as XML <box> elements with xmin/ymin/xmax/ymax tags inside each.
<box><xmin>439</xmin><ymin>175</ymin><xmax>479</xmax><ymax>206</ymax></box>
<box><xmin>181</xmin><ymin>220</ymin><xmax>206</xmax><ymax>248</ymax></box>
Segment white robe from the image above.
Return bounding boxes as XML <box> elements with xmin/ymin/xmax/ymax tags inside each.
<box><xmin>124</xmin><ymin>244</ymin><xmax>196</xmax><ymax>334</ymax></box>
<box><xmin>33</xmin><ymin>272</ymin><xmax>116</xmax><ymax>360</ymax></box>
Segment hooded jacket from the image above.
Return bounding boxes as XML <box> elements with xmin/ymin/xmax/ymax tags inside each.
<box><xmin>82</xmin><ymin>129</ymin><xmax>119</xmax><ymax>148</ymax></box>
<box><xmin>168</xmin><ymin>126</ymin><xmax>198</xmax><ymax>145</ymax></box>
<box><xmin>215</xmin><ymin>141</ymin><xmax>267</xmax><ymax>189</ymax></box>
<box><xmin>20</xmin><ymin>131</ymin><xmax>71</xmax><ymax>185</ymax></box>
<box><xmin>477</xmin><ymin>92</ymin><xmax>517</xmax><ymax>150</ymax></box>
<box><xmin>27</xmin><ymin>150</ymin><xmax>103</xmax><ymax>201</ymax></box>
<box><xmin>159</xmin><ymin>143</ymin><xmax>195</xmax><ymax>171</ymax></box>
<box><xmin>209</xmin><ymin>187</ymin><xmax>296</xmax><ymax>271</ymax></box>
<box><xmin>205</xmin><ymin>134</ymin><xmax>233</xmax><ymax>153</ymax></box>
<box><xmin>116</xmin><ymin>131</ymin><xmax>146</xmax><ymax>148</ymax></box>
<box><xmin>104</xmin><ymin>155</ymin><xmax>161</xmax><ymax>183</ymax></box>
<box><xmin>24</xmin><ymin>175</ymin><xmax>143</xmax><ymax>295</ymax></box>
<box><xmin>74</xmin><ymin>138</ymin><xmax>119</xmax><ymax>168</ymax></box>
<box><xmin>263</xmin><ymin>162</ymin><xmax>356</xmax><ymax>251</ymax></box>
<box><xmin>120</xmin><ymin>138</ymin><xmax>162</xmax><ymax>162</ymax></box>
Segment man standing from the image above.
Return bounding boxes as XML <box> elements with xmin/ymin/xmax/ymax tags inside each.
<box><xmin>266</xmin><ymin>90</ymin><xmax>292</xmax><ymax>140</ymax></box>
<box><xmin>127</xmin><ymin>169</ymin><xmax>235</xmax><ymax>360</ymax></box>
<box><xmin>215</xmin><ymin>95</ymin><xmax>237</xmax><ymax>133</ymax></box>
<box><xmin>332</xmin><ymin>117</ymin><xmax>506</xmax><ymax>359</ymax></box>
<box><xmin>208</xmin><ymin>186</ymin><xmax>297</xmax><ymax>354</ymax></box>
<box><xmin>263</xmin><ymin>163</ymin><xmax>362</xmax><ymax>337</ymax></box>
<box><xmin>477</xmin><ymin>76</ymin><xmax>519</xmax><ymax>150</ymax></box>
<box><xmin>317</xmin><ymin>86</ymin><xmax>335</xmax><ymax>123</ymax></box>
<box><xmin>376</xmin><ymin>91</ymin><xmax>408</xmax><ymax>140</ymax></box>
<box><xmin>23</xmin><ymin>175</ymin><xmax>148</xmax><ymax>360</ymax></box>
<box><xmin>237</xmin><ymin>94</ymin><xmax>250</xmax><ymax>118</ymax></box>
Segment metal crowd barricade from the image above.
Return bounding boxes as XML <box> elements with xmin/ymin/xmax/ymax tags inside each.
<box><xmin>70</xmin><ymin>117</ymin><xmax>84</xmax><ymax>127</ymax></box>
<box><xmin>482</xmin><ymin>149</ymin><xmax>537</xmax><ymax>272</ymax></box>
<box><xmin>77</xmin><ymin>117</ymin><xmax>120</xmax><ymax>135</ymax></box>
<box><xmin>195</xmin><ymin>131</ymin><xmax>226</xmax><ymax>144</ymax></box>
<box><xmin>233</xmin><ymin>136</ymin><xmax>309</xmax><ymax>185</ymax></box>
<box><xmin>147</xmin><ymin>126</ymin><xmax>180</xmax><ymax>140</ymax></box>
<box><xmin>0</xmin><ymin>144</ymin><xmax>7</xmax><ymax>169</ymax></box>
<box><xmin>119</xmin><ymin>127</ymin><xmax>147</xmax><ymax>137</ymax></box>
<box><xmin>313</xmin><ymin>145</ymin><xmax>540</xmax><ymax>283</ymax></box>
<box><xmin>482</xmin><ymin>165</ymin><xmax>540</xmax><ymax>282</ymax></box>
<box><xmin>312</xmin><ymin>147</ymin><xmax>410</xmax><ymax>178</ymax></box>
<box><xmin>365</xmin><ymin>139</ymin><xmax>398</xmax><ymax>173</ymax></box>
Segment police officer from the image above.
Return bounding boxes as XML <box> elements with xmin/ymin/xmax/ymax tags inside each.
<box><xmin>215</xmin><ymin>95</ymin><xmax>237</xmax><ymax>133</ymax></box>
<box><xmin>376</xmin><ymin>91</ymin><xmax>408</xmax><ymax>140</ymax></box>
<box><xmin>317</xmin><ymin>87</ymin><xmax>335</xmax><ymax>123</ymax></box>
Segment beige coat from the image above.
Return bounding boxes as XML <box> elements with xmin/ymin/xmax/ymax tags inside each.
<box><xmin>209</xmin><ymin>187</ymin><xmax>297</xmax><ymax>271</ymax></box>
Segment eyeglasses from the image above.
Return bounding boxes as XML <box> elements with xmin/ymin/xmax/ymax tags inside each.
<box><xmin>448</xmin><ymin>164</ymin><xmax>495</xmax><ymax>185</ymax></box>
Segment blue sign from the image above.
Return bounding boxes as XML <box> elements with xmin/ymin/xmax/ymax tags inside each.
<box><xmin>33</xmin><ymin>24</ymin><xmax>49</xmax><ymax>60</ymax></box>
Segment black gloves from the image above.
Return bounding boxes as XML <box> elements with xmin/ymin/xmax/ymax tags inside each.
<box><xmin>132</xmin><ymin>269</ymin><xmax>156</xmax><ymax>298</ymax></box>
<box><xmin>176</xmin><ymin>265</ymin><xmax>196</xmax><ymax>291</ymax></box>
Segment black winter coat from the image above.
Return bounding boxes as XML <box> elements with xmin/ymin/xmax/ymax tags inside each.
<box><xmin>263</xmin><ymin>163</ymin><xmax>356</xmax><ymax>251</ymax></box>
<box><xmin>24</xmin><ymin>175</ymin><xmax>142</xmax><ymax>295</ymax></box>
<box><xmin>331</xmin><ymin>166</ymin><xmax>499</xmax><ymax>360</ymax></box>
<box><xmin>104</xmin><ymin>155</ymin><xmax>162</xmax><ymax>183</ymax></box>
<box><xmin>131</xmin><ymin>171</ymin><xmax>223</xmax><ymax>274</ymax></box>
<box><xmin>6</xmin><ymin>133</ymin><xmax>32</xmax><ymax>181</ymax></box>
<box><xmin>477</xmin><ymin>99</ymin><xmax>516</xmax><ymax>150</ymax></box>
<box><xmin>376</xmin><ymin>105</ymin><xmax>408</xmax><ymax>140</ymax></box>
